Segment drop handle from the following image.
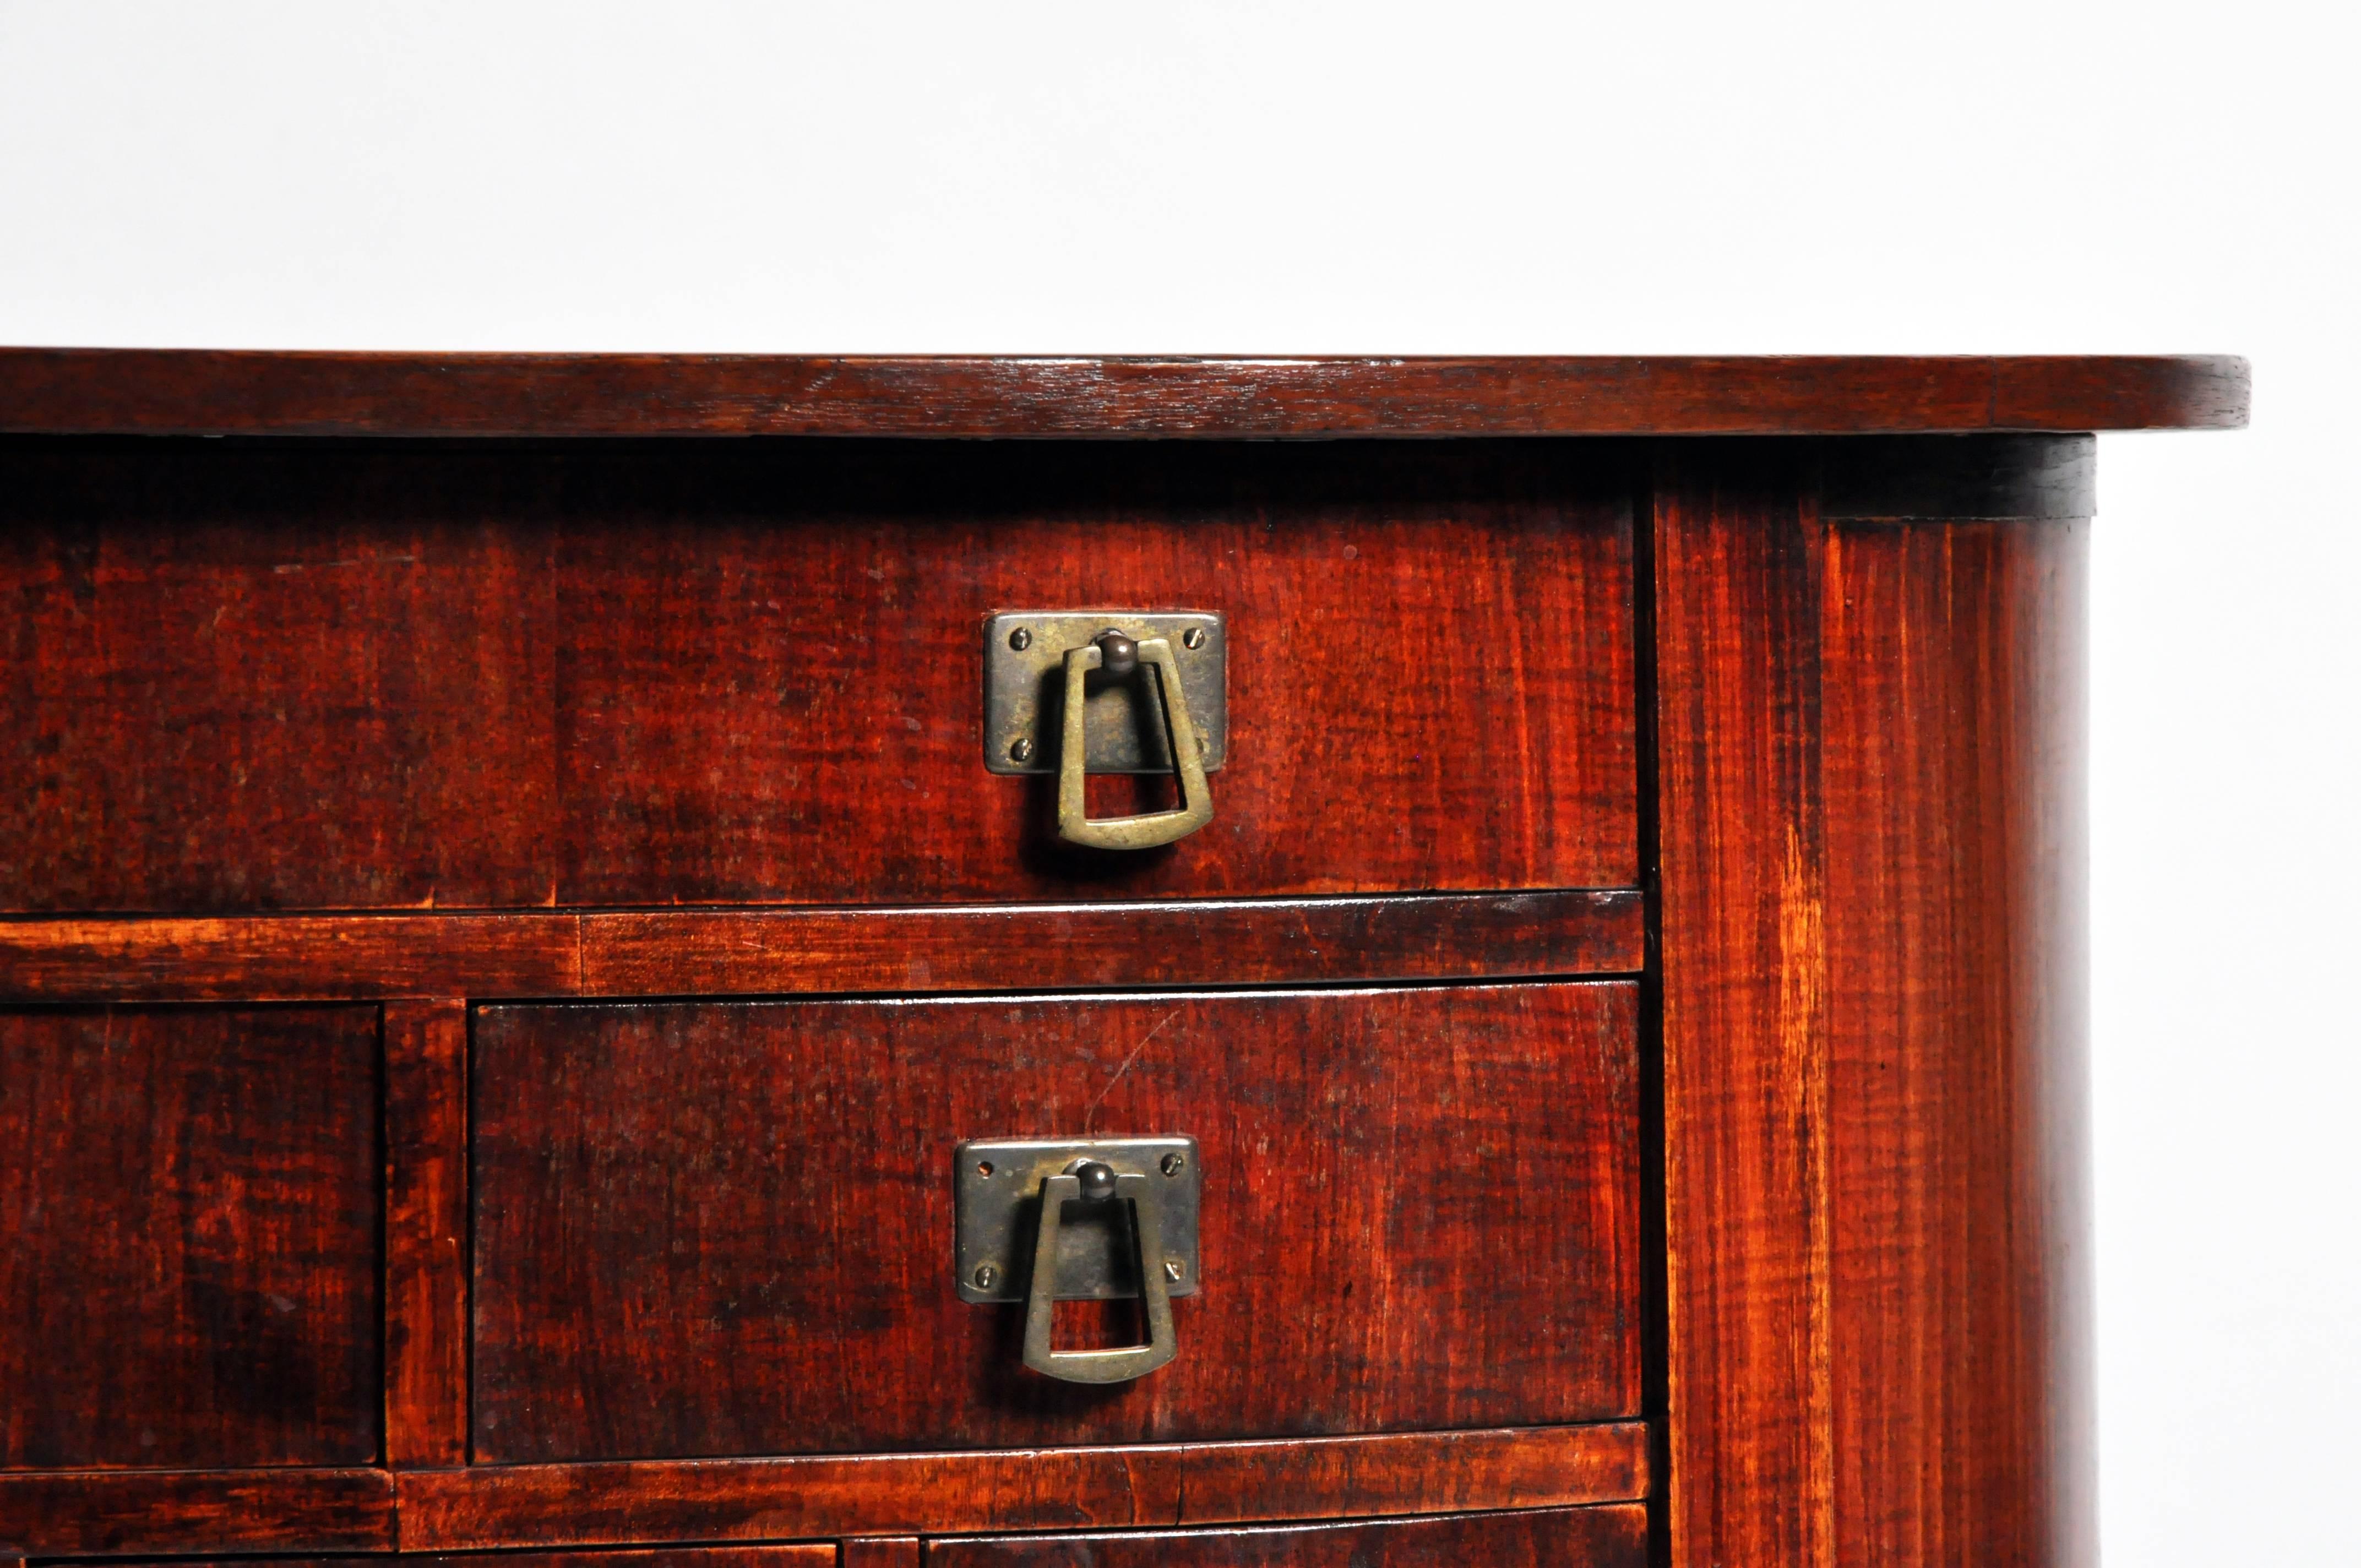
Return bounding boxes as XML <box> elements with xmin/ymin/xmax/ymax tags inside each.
<box><xmin>1058</xmin><ymin>629</ymin><xmax>1214</xmax><ymax>851</ymax></box>
<box><xmin>1022</xmin><ymin>1158</ymin><xmax>1179</xmax><ymax>1383</ymax></box>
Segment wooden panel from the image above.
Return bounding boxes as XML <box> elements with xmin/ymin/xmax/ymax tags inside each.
<box><xmin>0</xmin><ymin>1005</ymin><xmax>380</xmax><ymax>1469</ymax></box>
<box><xmin>385</xmin><ymin>1000</ymin><xmax>469</xmax><ymax>1466</ymax></box>
<box><xmin>100</xmin><ymin>1551</ymin><xmax>834</xmax><ymax>1568</ymax></box>
<box><xmin>396</xmin><ymin>1423</ymin><xmax>1649</xmax><ymax>1549</ymax></box>
<box><xmin>0</xmin><ymin>444</ymin><xmax>557</xmax><ymax>911</ymax></box>
<box><xmin>0</xmin><ymin>438</ymin><xmax>1634</xmax><ymax>912</ymax></box>
<box><xmin>1653</xmin><ymin>438</ymin><xmax>2092</xmax><ymax>1567</ymax></box>
<box><xmin>0</xmin><ymin>350</ymin><xmax>2248</xmax><ymax>435</ymax></box>
<box><xmin>0</xmin><ymin>914</ymin><xmax>581</xmax><ymax>1001</ymax></box>
<box><xmin>0</xmin><ymin>893</ymin><xmax>1641</xmax><ymax>1002</ymax></box>
<box><xmin>470</xmin><ymin>985</ymin><xmax>1641</xmax><ymax>1462</ymax></box>
<box><xmin>842</xmin><ymin>1542</ymin><xmax>921</xmax><ymax>1568</ymax></box>
<box><xmin>1818</xmin><ymin>516</ymin><xmax>2090</xmax><ymax>1568</ymax></box>
<box><xmin>1655</xmin><ymin>443</ymin><xmax>1834</xmax><ymax>1567</ymax></box>
<box><xmin>926</xmin><ymin>1505</ymin><xmax>1647</xmax><ymax>1568</ymax></box>
<box><xmin>544</xmin><ymin>440</ymin><xmax>1632</xmax><ymax>906</ymax></box>
<box><xmin>580</xmin><ymin>891</ymin><xmax>1643</xmax><ymax>995</ymax></box>
<box><xmin>0</xmin><ymin>1467</ymin><xmax>391</xmax><ymax>1556</ymax></box>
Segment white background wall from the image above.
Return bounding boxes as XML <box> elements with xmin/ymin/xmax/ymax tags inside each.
<box><xmin>3</xmin><ymin>5</ymin><xmax>2351</xmax><ymax>1560</ymax></box>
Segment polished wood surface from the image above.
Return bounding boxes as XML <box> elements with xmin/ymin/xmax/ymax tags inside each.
<box><xmin>108</xmin><ymin>1551</ymin><xmax>835</xmax><ymax>1568</ymax></box>
<box><xmin>575</xmin><ymin>890</ymin><xmax>1643</xmax><ymax>996</ymax></box>
<box><xmin>0</xmin><ymin>1467</ymin><xmax>391</xmax><ymax>1556</ymax></box>
<box><xmin>0</xmin><ymin>892</ymin><xmax>1642</xmax><ymax>1001</ymax></box>
<box><xmin>0</xmin><ymin>353</ymin><xmax>2195</xmax><ymax>1564</ymax></box>
<box><xmin>841</xmin><ymin>1540</ymin><xmax>922</xmax><ymax>1568</ymax></box>
<box><xmin>384</xmin><ymin>1000</ymin><xmax>469</xmax><ymax>1468</ymax></box>
<box><xmin>0</xmin><ymin>437</ymin><xmax>1635</xmax><ymax>913</ymax></box>
<box><xmin>927</xmin><ymin>1505</ymin><xmax>1647</xmax><ymax>1567</ymax></box>
<box><xmin>470</xmin><ymin>985</ymin><xmax>1641</xmax><ymax>1462</ymax></box>
<box><xmin>1654</xmin><ymin>441</ymin><xmax>2092</xmax><ymax>1566</ymax></box>
<box><xmin>396</xmin><ymin>1423</ymin><xmax>1649</xmax><ymax>1548</ymax></box>
<box><xmin>0</xmin><ymin>1006</ymin><xmax>380</xmax><ymax>1471</ymax></box>
<box><xmin>0</xmin><ymin>350</ymin><xmax>2245</xmax><ymax>435</ymax></box>
<box><xmin>0</xmin><ymin>913</ymin><xmax>583</xmax><ymax>1001</ymax></box>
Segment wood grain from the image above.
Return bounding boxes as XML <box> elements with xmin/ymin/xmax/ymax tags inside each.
<box><xmin>1654</xmin><ymin>442</ymin><xmax>1835</xmax><ymax>1567</ymax></box>
<box><xmin>579</xmin><ymin>891</ymin><xmax>1642</xmax><ymax>994</ymax></box>
<box><xmin>1653</xmin><ymin>438</ymin><xmax>2092</xmax><ymax>1566</ymax></box>
<box><xmin>395</xmin><ymin>1423</ymin><xmax>1650</xmax><ymax>1548</ymax></box>
<box><xmin>0</xmin><ymin>914</ymin><xmax>581</xmax><ymax>1001</ymax></box>
<box><xmin>1</xmin><ymin>437</ymin><xmax>1634</xmax><ymax>912</ymax></box>
<box><xmin>102</xmin><ymin>1551</ymin><xmax>834</xmax><ymax>1568</ymax></box>
<box><xmin>469</xmin><ymin>985</ymin><xmax>1641</xmax><ymax>1462</ymax></box>
<box><xmin>0</xmin><ymin>444</ymin><xmax>558</xmax><ymax>911</ymax></box>
<box><xmin>842</xmin><ymin>1540</ymin><xmax>922</xmax><ymax>1568</ymax></box>
<box><xmin>1818</xmin><ymin>509</ymin><xmax>2090</xmax><ymax>1568</ymax></box>
<box><xmin>0</xmin><ymin>1005</ymin><xmax>381</xmax><ymax>1469</ymax></box>
<box><xmin>0</xmin><ymin>350</ymin><xmax>2246</xmax><ymax>435</ymax></box>
<box><xmin>0</xmin><ymin>1467</ymin><xmax>391</xmax><ymax>1555</ymax></box>
<box><xmin>384</xmin><ymin>1000</ymin><xmax>469</xmax><ymax>1466</ymax></box>
<box><xmin>0</xmin><ymin>891</ymin><xmax>1641</xmax><ymax>1001</ymax></box>
<box><xmin>924</xmin><ymin>1505</ymin><xmax>1647</xmax><ymax>1568</ymax></box>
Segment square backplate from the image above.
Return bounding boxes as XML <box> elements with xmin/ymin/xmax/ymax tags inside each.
<box><xmin>983</xmin><ymin>612</ymin><xmax>1227</xmax><ymax>775</ymax></box>
<box><xmin>954</xmin><ymin>1136</ymin><xmax>1201</xmax><ymax>1304</ymax></box>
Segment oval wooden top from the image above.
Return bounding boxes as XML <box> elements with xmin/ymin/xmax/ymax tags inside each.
<box><xmin>0</xmin><ymin>349</ymin><xmax>2245</xmax><ymax>438</ymax></box>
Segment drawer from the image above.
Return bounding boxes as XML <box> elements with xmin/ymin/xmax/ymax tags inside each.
<box><xmin>100</xmin><ymin>1553</ymin><xmax>835</xmax><ymax>1568</ymax></box>
<box><xmin>1</xmin><ymin>437</ymin><xmax>1636</xmax><ymax>912</ymax></box>
<box><xmin>927</xmin><ymin>1506</ymin><xmax>1648</xmax><ymax>1567</ymax></box>
<box><xmin>0</xmin><ymin>1005</ymin><xmax>380</xmax><ymax>1469</ymax></box>
<box><xmin>469</xmin><ymin>982</ymin><xmax>1641</xmax><ymax>1463</ymax></box>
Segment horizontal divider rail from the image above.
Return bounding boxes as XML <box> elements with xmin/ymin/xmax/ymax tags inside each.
<box><xmin>398</xmin><ymin>1422</ymin><xmax>1651</xmax><ymax>1550</ymax></box>
<box><xmin>0</xmin><ymin>890</ymin><xmax>1643</xmax><ymax>1003</ymax></box>
<box><xmin>0</xmin><ymin>1424</ymin><xmax>1646</xmax><ymax>1556</ymax></box>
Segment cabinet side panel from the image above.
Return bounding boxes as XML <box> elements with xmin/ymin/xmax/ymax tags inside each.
<box><xmin>1655</xmin><ymin>437</ymin><xmax>2092</xmax><ymax>1568</ymax></box>
<box><xmin>1818</xmin><ymin>519</ymin><xmax>2091</xmax><ymax>1568</ymax></box>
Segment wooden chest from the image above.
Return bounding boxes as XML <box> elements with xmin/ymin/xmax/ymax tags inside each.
<box><xmin>0</xmin><ymin>351</ymin><xmax>2246</xmax><ymax>1567</ymax></box>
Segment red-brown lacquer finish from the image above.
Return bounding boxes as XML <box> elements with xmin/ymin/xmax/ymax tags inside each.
<box><xmin>926</xmin><ymin>1505</ymin><xmax>1648</xmax><ymax>1568</ymax></box>
<box><xmin>0</xmin><ymin>350</ymin><xmax>2247</xmax><ymax>437</ymax></box>
<box><xmin>394</xmin><ymin>1424</ymin><xmax>1649</xmax><ymax>1549</ymax></box>
<box><xmin>0</xmin><ymin>1006</ymin><xmax>381</xmax><ymax>1471</ymax></box>
<box><xmin>469</xmin><ymin>984</ymin><xmax>1641</xmax><ymax>1462</ymax></box>
<box><xmin>1655</xmin><ymin>442</ymin><xmax>2093</xmax><ymax>1567</ymax></box>
<box><xmin>0</xmin><ymin>439</ymin><xmax>1634</xmax><ymax>912</ymax></box>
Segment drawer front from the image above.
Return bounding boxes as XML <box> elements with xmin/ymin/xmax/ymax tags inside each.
<box><xmin>927</xmin><ymin>1506</ymin><xmax>1648</xmax><ymax>1567</ymax></box>
<box><xmin>1</xmin><ymin>438</ymin><xmax>1635</xmax><ymax>913</ymax></box>
<box><xmin>0</xmin><ymin>1005</ymin><xmax>380</xmax><ymax>1469</ymax></box>
<box><xmin>471</xmin><ymin>982</ymin><xmax>1641</xmax><ymax>1463</ymax></box>
<box><xmin>100</xmin><ymin>1553</ymin><xmax>836</xmax><ymax>1568</ymax></box>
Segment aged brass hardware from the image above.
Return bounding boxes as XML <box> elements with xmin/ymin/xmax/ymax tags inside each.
<box><xmin>954</xmin><ymin>1135</ymin><xmax>1199</xmax><ymax>1384</ymax></box>
<box><xmin>982</xmin><ymin>610</ymin><xmax>1227</xmax><ymax>776</ymax></box>
<box><xmin>1056</xmin><ymin>631</ymin><xmax>1212</xmax><ymax>850</ymax></box>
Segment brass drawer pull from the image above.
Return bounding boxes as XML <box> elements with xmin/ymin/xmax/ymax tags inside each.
<box><xmin>1022</xmin><ymin>1159</ymin><xmax>1178</xmax><ymax>1382</ymax></box>
<box><xmin>955</xmin><ymin>1136</ymin><xmax>1199</xmax><ymax>1385</ymax></box>
<box><xmin>1057</xmin><ymin>630</ymin><xmax>1213</xmax><ymax>850</ymax></box>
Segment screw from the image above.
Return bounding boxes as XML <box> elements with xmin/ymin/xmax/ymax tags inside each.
<box><xmin>1181</xmin><ymin>627</ymin><xmax>1206</xmax><ymax>650</ymax></box>
<box><xmin>1164</xmin><ymin>1258</ymin><xmax>1186</xmax><ymax>1282</ymax></box>
<box><xmin>973</xmin><ymin>1263</ymin><xmax>998</xmax><ymax>1291</ymax></box>
<box><xmin>1009</xmin><ymin>738</ymin><xmax>1035</xmax><ymax>764</ymax></box>
<box><xmin>1161</xmin><ymin>1152</ymin><xmax>1187</xmax><ymax>1177</ymax></box>
<box><xmin>1008</xmin><ymin>627</ymin><xmax>1032</xmax><ymax>651</ymax></box>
